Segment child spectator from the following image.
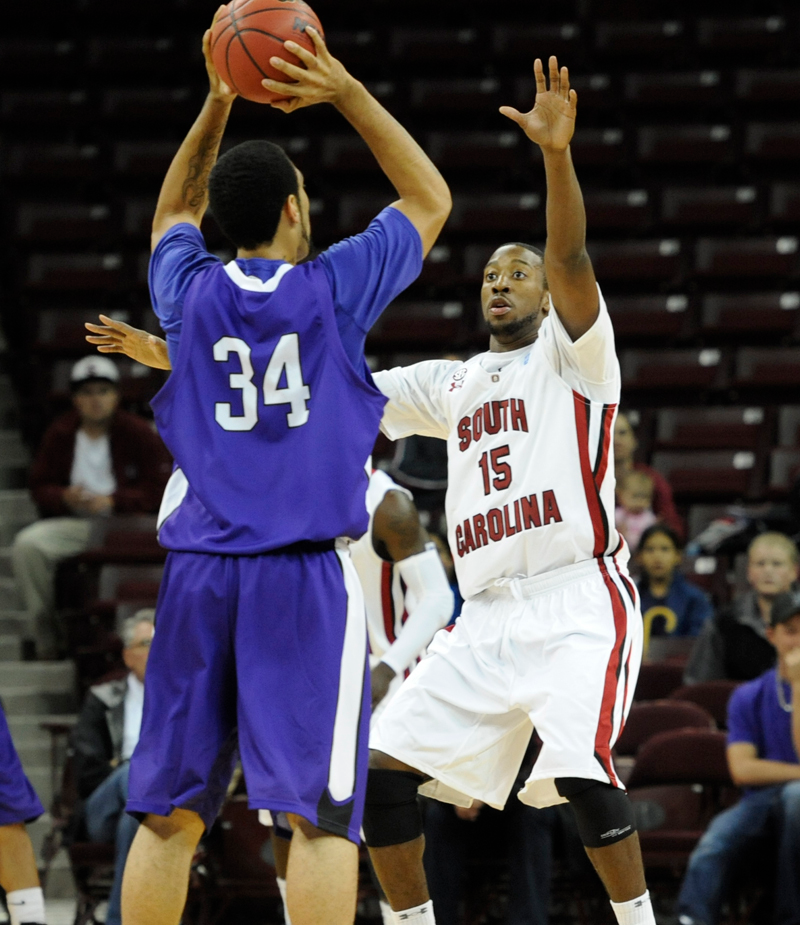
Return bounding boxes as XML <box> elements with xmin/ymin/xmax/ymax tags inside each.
<box><xmin>636</xmin><ymin>525</ymin><xmax>713</xmax><ymax>653</ymax></box>
<box><xmin>615</xmin><ymin>469</ymin><xmax>657</xmax><ymax>552</ymax></box>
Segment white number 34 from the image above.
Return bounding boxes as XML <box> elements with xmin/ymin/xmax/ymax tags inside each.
<box><xmin>213</xmin><ymin>334</ymin><xmax>310</xmax><ymax>431</ymax></box>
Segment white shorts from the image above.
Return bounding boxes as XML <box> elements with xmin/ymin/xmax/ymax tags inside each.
<box><xmin>370</xmin><ymin>556</ymin><xmax>642</xmax><ymax>810</ymax></box>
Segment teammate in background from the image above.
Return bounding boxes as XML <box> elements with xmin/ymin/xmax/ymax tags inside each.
<box><xmin>0</xmin><ymin>705</ymin><xmax>47</xmax><ymax>925</ymax></box>
<box><xmin>106</xmin><ymin>12</ymin><xmax>450</xmax><ymax>925</ymax></box>
<box><xmin>364</xmin><ymin>58</ymin><xmax>651</xmax><ymax>925</ymax></box>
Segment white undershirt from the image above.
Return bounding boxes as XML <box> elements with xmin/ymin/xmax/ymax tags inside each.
<box><xmin>121</xmin><ymin>674</ymin><xmax>145</xmax><ymax>761</ymax></box>
<box><xmin>70</xmin><ymin>430</ymin><xmax>117</xmax><ymax>496</ymax></box>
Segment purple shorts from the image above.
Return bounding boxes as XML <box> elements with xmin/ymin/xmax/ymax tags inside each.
<box><xmin>127</xmin><ymin>544</ymin><xmax>369</xmax><ymax>843</ymax></box>
<box><xmin>0</xmin><ymin>704</ymin><xmax>44</xmax><ymax>825</ymax></box>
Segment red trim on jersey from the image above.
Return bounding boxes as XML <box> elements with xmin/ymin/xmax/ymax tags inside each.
<box><xmin>595</xmin><ymin>559</ymin><xmax>628</xmax><ymax>788</ymax></box>
<box><xmin>573</xmin><ymin>392</ymin><xmax>607</xmax><ymax>557</ymax></box>
<box><xmin>381</xmin><ymin>561</ymin><xmax>396</xmax><ymax>645</ymax></box>
<box><xmin>593</xmin><ymin>403</ymin><xmax>616</xmax><ymax>489</ymax></box>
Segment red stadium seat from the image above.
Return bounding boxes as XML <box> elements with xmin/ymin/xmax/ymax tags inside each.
<box><xmin>25</xmin><ymin>254</ymin><xmax>126</xmax><ymax>291</ymax></box>
<box><xmin>634</xmin><ymin>662</ymin><xmax>686</xmax><ymax>701</ymax></box>
<box><xmin>408</xmin><ymin>78</ymin><xmax>503</xmax><ymax>112</ymax></box>
<box><xmin>123</xmin><ymin>198</ymin><xmax>158</xmax><ymax>238</ymax></box>
<box><xmin>464</xmin><ymin>244</ymin><xmax>500</xmax><ymax>282</ymax></box>
<box><xmin>736</xmin><ymin>69</ymin><xmax>800</xmax><ymax>102</ymax></box>
<box><xmin>695</xmin><ymin>237</ymin><xmax>799</xmax><ymax>278</ymax></box>
<box><xmin>391</xmin><ymin>29</ymin><xmax>479</xmax><ymax>63</ymax></box>
<box><xmin>734</xmin><ymin>347</ymin><xmax>800</xmax><ymax>387</ymax></box>
<box><xmin>368</xmin><ymin>301</ymin><xmax>465</xmax><ymax>346</ymax></box>
<box><xmin>321</xmin><ymin>135</ymin><xmax>382</xmax><ymax>173</ymax></box>
<box><xmin>621</xmin><ymin>348</ymin><xmax>727</xmax><ymax>391</ymax></box>
<box><xmin>16</xmin><ymin>203</ymin><xmax>114</xmax><ymax>244</ymax></box>
<box><xmin>417</xmin><ymin>243</ymin><xmax>464</xmax><ymax>288</ymax></box>
<box><xmin>669</xmin><ymin>681</ymin><xmax>741</xmax><ymax>729</ymax></box>
<box><xmin>563</xmin><ymin>127</ymin><xmax>626</xmax><ymax>166</ymax></box>
<box><xmin>492</xmin><ymin>23</ymin><xmax>581</xmax><ymax>62</ymax></box>
<box><xmin>654</xmin><ymin>407</ymin><xmax>770</xmax><ymax>451</ymax></box>
<box><xmin>37</xmin><ymin>308</ymin><xmax>128</xmax><ymax>351</ymax></box>
<box><xmin>595</xmin><ymin>20</ymin><xmax>686</xmax><ymax>58</ymax></box>
<box><xmin>97</xmin><ymin>565</ymin><xmax>164</xmax><ymax>603</ymax></box>
<box><xmin>3</xmin><ymin>144</ymin><xmax>101</xmax><ymax>180</ymax></box>
<box><xmin>777</xmin><ymin>406</ymin><xmax>800</xmax><ymax>447</ymax></box>
<box><xmin>113</xmin><ymin>142</ymin><xmax>178</xmax><ymax>177</ymax></box>
<box><xmin>745</xmin><ymin>123</ymin><xmax>800</xmax><ymax>161</ymax></box>
<box><xmin>449</xmin><ymin>194</ymin><xmax>542</xmax><ymax>234</ymax></box>
<box><xmin>1</xmin><ymin>90</ymin><xmax>90</xmax><ymax>124</ymax></box>
<box><xmin>587</xmin><ymin>239</ymin><xmax>683</xmax><ymax>281</ymax></box>
<box><xmin>770</xmin><ymin>184</ymin><xmax>800</xmax><ymax>223</ymax></box>
<box><xmin>697</xmin><ymin>16</ymin><xmax>788</xmax><ymax>52</ymax></box>
<box><xmin>615</xmin><ymin>700</ymin><xmax>714</xmax><ymax>757</ymax></box>
<box><xmin>425</xmin><ymin>132</ymin><xmax>521</xmax><ymax>171</ymax></box>
<box><xmin>323</xmin><ymin>31</ymin><xmax>383</xmax><ymax>70</ymax></box>
<box><xmin>637</xmin><ymin>125</ymin><xmax>734</xmax><ymax>164</ymax></box>
<box><xmin>583</xmin><ymin>189</ymin><xmax>651</xmax><ymax>231</ymax></box>
<box><xmin>0</xmin><ymin>39</ymin><xmax>78</xmax><ymax>77</ymax></box>
<box><xmin>661</xmin><ymin>186</ymin><xmax>761</xmax><ymax>228</ymax></box>
<box><xmin>338</xmin><ymin>194</ymin><xmax>396</xmax><ymax>235</ymax></box>
<box><xmin>624</xmin><ymin>71</ymin><xmax>725</xmax><ymax>106</ymax></box>
<box><xmin>649</xmin><ymin>450</ymin><xmax>763</xmax><ymax>499</ymax></box>
<box><xmin>606</xmin><ymin>294</ymin><xmax>692</xmax><ymax>339</ymax></box>
<box><xmin>101</xmin><ymin>87</ymin><xmax>194</xmax><ymax>122</ymax></box>
<box><xmin>700</xmin><ymin>292</ymin><xmax>799</xmax><ymax>337</ymax></box>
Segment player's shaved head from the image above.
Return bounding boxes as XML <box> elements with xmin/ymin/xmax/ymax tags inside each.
<box><xmin>209</xmin><ymin>140</ymin><xmax>300</xmax><ymax>250</ymax></box>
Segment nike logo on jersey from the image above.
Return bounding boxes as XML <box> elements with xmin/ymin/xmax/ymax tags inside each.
<box><xmin>455</xmin><ymin>490</ymin><xmax>563</xmax><ymax>558</ymax></box>
<box><xmin>457</xmin><ymin>399</ymin><xmax>528</xmax><ymax>451</ymax></box>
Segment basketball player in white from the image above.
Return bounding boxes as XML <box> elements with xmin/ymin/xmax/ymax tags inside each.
<box><xmin>86</xmin><ymin>55</ymin><xmax>650</xmax><ymax>925</ymax></box>
<box><xmin>360</xmin><ymin>57</ymin><xmax>651</xmax><ymax>925</ymax></box>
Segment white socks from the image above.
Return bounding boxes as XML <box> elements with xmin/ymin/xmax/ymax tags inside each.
<box><xmin>611</xmin><ymin>890</ymin><xmax>655</xmax><ymax>925</ymax></box>
<box><xmin>7</xmin><ymin>887</ymin><xmax>46</xmax><ymax>925</ymax></box>
<box><xmin>380</xmin><ymin>900</ymin><xmax>394</xmax><ymax>925</ymax></box>
<box><xmin>276</xmin><ymin>876</ymin><xmax>291</xmax><ymax>925</ymax></box>
<box><xmin>390</xmin><ymin>901</ymin><xmax>436</xmax><ymax>925</ymax></box>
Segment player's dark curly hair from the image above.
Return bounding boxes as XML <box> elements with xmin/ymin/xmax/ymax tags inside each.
<box><xmin>208</xmin><ymin>140</ymin><xmax>299</xmax><ymax>250</ymax></box>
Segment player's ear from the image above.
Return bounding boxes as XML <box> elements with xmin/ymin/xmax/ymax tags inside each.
<box><xmin>539</xmin><ymin>289</ymin><xmax>551</xmax><ymax>315</ymax></box>
<box><xmin>285</xmin><ymin>194</ymin><xmax>301</xmax><ymax>225</ymax></box>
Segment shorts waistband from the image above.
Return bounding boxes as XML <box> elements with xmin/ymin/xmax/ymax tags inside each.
<box><xmin>490</xmin><ymin>557</ymin><xmax>613</xmax><ymax>600</ymax></box>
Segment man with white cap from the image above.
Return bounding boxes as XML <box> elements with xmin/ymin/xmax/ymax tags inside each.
<box><xmin>12</xmin><ymin>356</ymin><xmax>171</xmax><ymax>659</ymax></box>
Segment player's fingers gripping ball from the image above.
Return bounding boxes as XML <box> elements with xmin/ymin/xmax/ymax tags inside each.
<box><xmin>210</xmin><ymin>0</ymin><xmax>324</xmax><ymax>104</ymax></box>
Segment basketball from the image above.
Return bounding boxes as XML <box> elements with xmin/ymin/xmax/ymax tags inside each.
<box><xmin>210</xmin><ymin>0</ymin><xmax>324</xmax><ymax>104</ymax></box>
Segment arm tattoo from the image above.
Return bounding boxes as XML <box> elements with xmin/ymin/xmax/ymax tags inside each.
<box><xmin>181</xmin><ymin>123</ymin><xmax>225</xmax><ymax>212</ymax></box>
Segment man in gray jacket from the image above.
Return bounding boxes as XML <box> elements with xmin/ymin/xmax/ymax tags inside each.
<box><xmin>71</xmin><ymin>611</ymin><xmax>154</xmax><ymax>925</ymax></box>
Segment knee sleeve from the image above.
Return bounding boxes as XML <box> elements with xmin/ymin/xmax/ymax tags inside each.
<box><xmin>555</xmin><ymin>778</ymin><xmax>637</xmax><ymax>849</ymax></box>
<box><xmin>362</xmin><ymin>769</ymin><xmax>424</xmax><ymax>848</ymax></box>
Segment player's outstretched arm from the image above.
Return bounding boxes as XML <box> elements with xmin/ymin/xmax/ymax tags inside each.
<box><xmin>500</xmin><ymin>57</ymin><xmax>598</xmax><ymax>340</ymax></box>
<box><xmin>264</xmin><ymin>29</ymin><xmax>451</xmax><ymax>257</ymax></box>
<box><xmin>151</xmin><ymin>7</ymin><xmax>237</xmax><ymax>251</ymax></box>
<box><xmin>85</xmin><ymin>316</ymin><xmax>172</xmax><ymax>370</ymax></box>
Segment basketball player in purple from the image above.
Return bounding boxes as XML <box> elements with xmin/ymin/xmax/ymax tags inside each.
<box><xmin>0</xmin><ymin>705</ymin><xmax>47</xmax><ymax>925</ymax></box>
<box><xmin>117</xmin><ymin>13</ymin><xmax>450</xmax><ymax>925</ymax></box>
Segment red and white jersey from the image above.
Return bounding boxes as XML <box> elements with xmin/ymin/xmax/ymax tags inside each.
<box><xmin>349</xmin><ymin>469</ymin><xmax>416</xmax><ymax>665</ymax></box>
<box><xmin>374</xmin><ymin>287</ymin><xmax>625</xmax><ymax>601</ymax></box>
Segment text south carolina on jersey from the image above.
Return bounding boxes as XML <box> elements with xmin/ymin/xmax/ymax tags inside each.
<box><xmin>454</xmin><ymin>489</ymin><xmax>563</xmax><ymax>558</ymax></box>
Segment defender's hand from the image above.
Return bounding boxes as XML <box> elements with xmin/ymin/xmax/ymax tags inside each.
<box><xmin>500</xmin><ymin>56</ymin><xmax>577</xmax><ymax>153</ymax></box>
<box><xmin>263</xmin><ymin>27</ymin><xmax>356</xmax><ymax>113</ymax></box>
<box><xmin>204</xmin><ymin>6</ymin><xmax>237</xmax><ymax>105</ymax></box>
<box><xmin>371</xmin><ymin>661</ymin><xmax>397</xmax><ymax>709</ymax></box>
<box><xmin>85</xmin><ymin>316</ymin><xmax>172</xmax><ymax>370</ymax></box>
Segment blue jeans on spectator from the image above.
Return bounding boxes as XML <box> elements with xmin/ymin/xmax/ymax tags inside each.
<box><xmin>84</xmin><ymin>762</ymin><xmax>139</xmax><ymax>925</ymax></box>
<box><xmin>677</xmin><ymin>781</ymin><xmax>800</xmax><ymax>925</ymax></box>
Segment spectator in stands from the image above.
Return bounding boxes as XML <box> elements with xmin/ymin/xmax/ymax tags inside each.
<box><xmin>674</xmin><ymin>589</ymin><xmax>800</xmax><ymax>925</ymax></box>
<box><xmin>615</xmin><ymin>469</ymin><xmax>657</xmax><ymax>552</ymax></box>
<box><xmin>614</xmin><ymin>411</ymin><xmax>684</xmax><ymax>538</ymax></box>
<box><xmin>71</xmin><ymin>611</ymin><xmax>155</xmax><ymax>925</ymax></box>
<box><xmin>12</xmin><ymin>357</ymin><xmax>170</xmax><ymax>659</ymax></box>
<box><xmin>685</xmin><ymin>533</ymin><xmax>799</xmax><ymax>684</ymax></box>
<box><xmin>637</xmin><ymin>525</ymin><xmax>713</xmax><ymax>653</ymax></box>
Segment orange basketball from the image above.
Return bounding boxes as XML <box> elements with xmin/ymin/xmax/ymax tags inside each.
<box><xmin>210</xmin><ymin>0</ymin><xmax>324</xmax><ymax>104</ymax></box>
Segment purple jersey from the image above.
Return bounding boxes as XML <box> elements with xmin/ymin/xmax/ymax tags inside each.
<box><xmin>151</xmin><ymin>257</ymin><xmax>388</xmax><ymax>553</ymax></box>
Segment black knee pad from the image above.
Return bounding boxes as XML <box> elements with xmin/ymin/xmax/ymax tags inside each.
<box><xmin>555</xmin><ymin>778</ymin><xmax>637</xmax><ymax>849</ymax></box>
<box><xmin>362</xmin><ymin>769</ymin><xmax>424</xmax><ymax>848</ymax></box>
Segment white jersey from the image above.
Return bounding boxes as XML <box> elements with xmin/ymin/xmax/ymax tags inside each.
<box><xmin>349</xmin><ymin>470</ymin><xmax>417</xmax><ymax>668</ymax></box>
<box><xmin>374</xmin><ymin>287</ymin><xmax>624</xmax><ymax>601</ymax></box>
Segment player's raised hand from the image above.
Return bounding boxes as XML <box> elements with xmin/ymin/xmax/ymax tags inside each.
<box><xmin>500</xmin><ymin>57</ymin><xmax>577</xmax><ymax>152</ymax></box>
<box><xmin>203</xmin><ymin>6</ymin><xmax>237</xmax><ymax>104</ymax></box>
<box><xmin>262</xmin><ymin>27</ymin><xmax>355</xmax><ymax>113</ymax></box>
<box><xmin>85</xmin><ymin>316</ymin><xmax>172</xmax><ymax>370</ymax></box>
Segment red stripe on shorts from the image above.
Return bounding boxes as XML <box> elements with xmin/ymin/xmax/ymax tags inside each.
<box><xmin>573</xmin><ymin>391</ymin><xmax>606</xmax><ymax>557</ymax></box>
<box><xmin>381</xmin><ymin>562</ymin><xmax>396</xmax><ymax>644</ymax></box>
<box><xmin>595</xmin><ymin>559</ymin><xmax>628</xmax><ymax>787</ymax></box>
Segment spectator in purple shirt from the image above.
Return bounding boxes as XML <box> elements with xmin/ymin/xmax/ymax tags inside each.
<box><xmin>674</xmin><ymin>589</ymin><xmax>800</xmax><ymax>925</ymax></box>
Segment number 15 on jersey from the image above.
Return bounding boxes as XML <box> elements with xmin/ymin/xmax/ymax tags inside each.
<box><xmin>213</xmin><ymin>334</ymin><xmax>311</xmax><ymax>432</ymax></box>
